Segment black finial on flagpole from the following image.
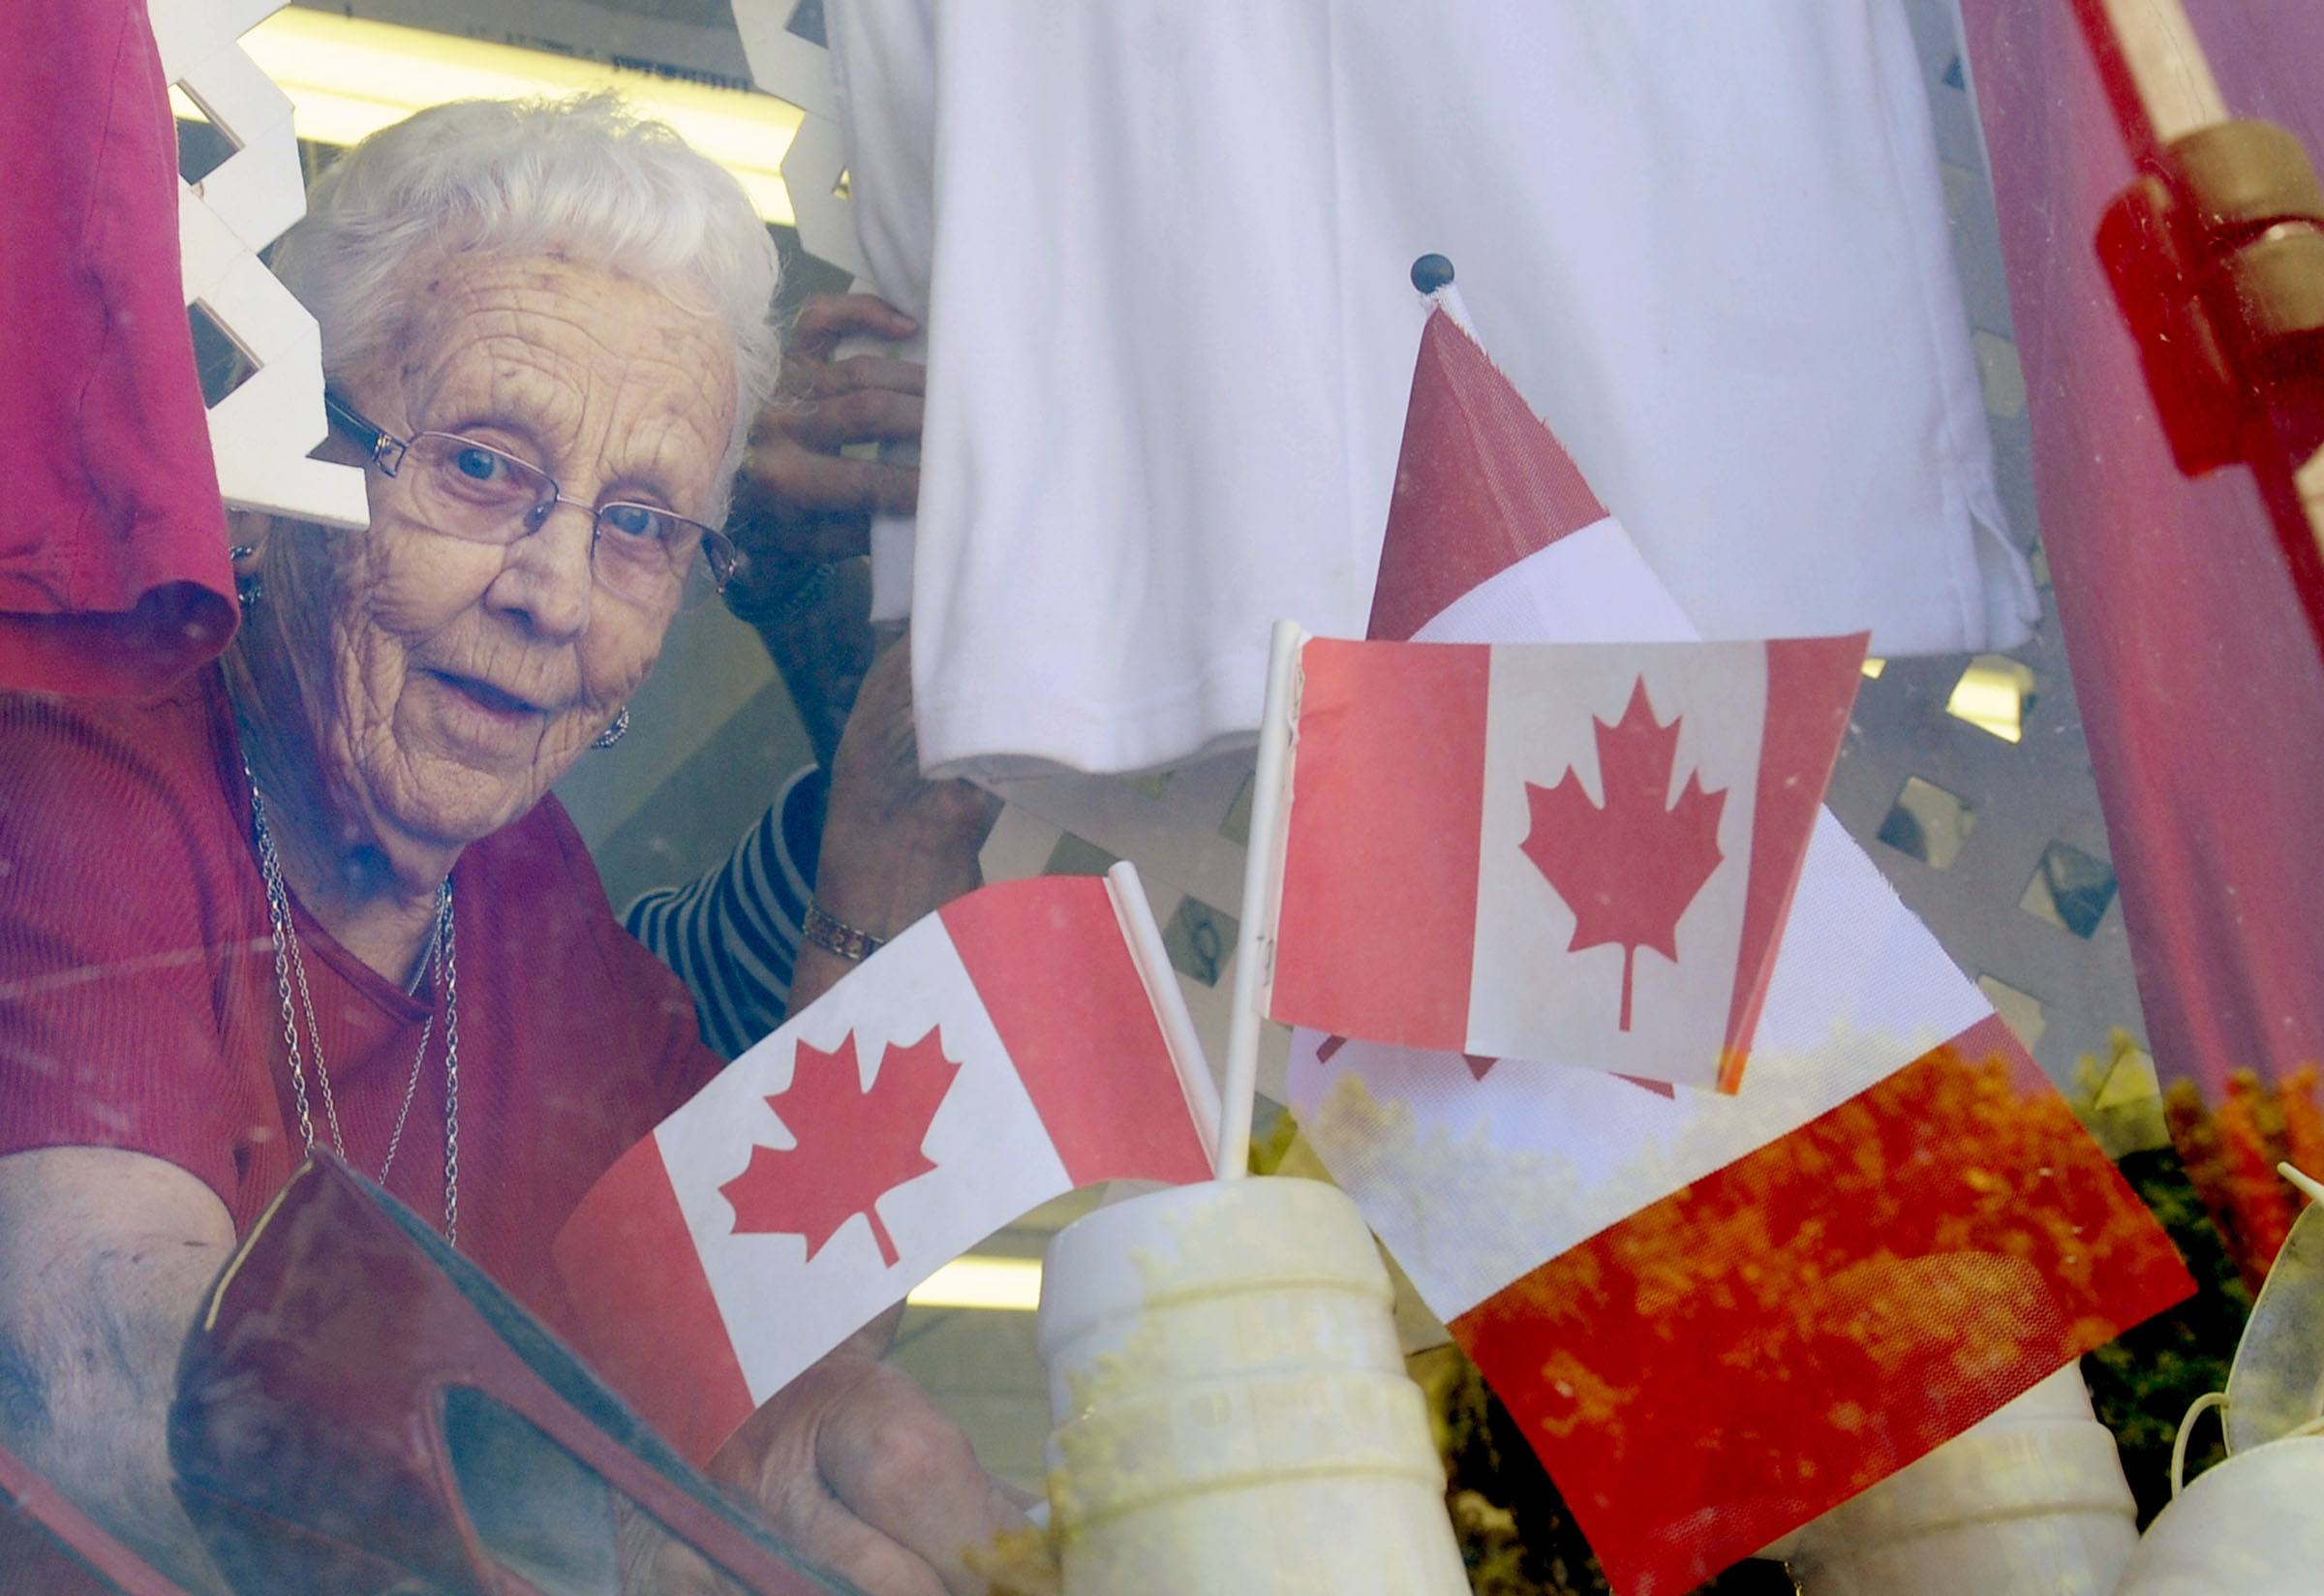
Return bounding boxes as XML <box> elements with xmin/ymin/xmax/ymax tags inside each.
<box><xmin>1410</xmin><ymin>253</ymin><xmax>1455</xmax><ymax>294</ymax></box>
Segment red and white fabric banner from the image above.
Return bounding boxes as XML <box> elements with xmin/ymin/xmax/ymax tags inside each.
<box><xmin>1287</xmin><ymin>309</ymin><xmax>2192</xmax><ymax>1594</ymax></box>
<box><xmin>555</xmin><ymin>874</ymin><xmax>1215</xmax><ymax>1463</ymax></box>
<box><xmin>1270</xmin><ymin>632</ymin><xmax>1863</xmax><ymax>1090</ymax></box>
<box><xmin>0</xmin><ymin>0</ymin><xmax>236</xmax><ymax>697</ymax></box>
<box><xmin>1959</xmin><ymin>0</ymin><xmax>2324</xmax><ymax>1274</ymax></box>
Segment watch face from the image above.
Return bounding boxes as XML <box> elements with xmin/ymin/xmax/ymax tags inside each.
<box><xmin>807</xmin><ymin>903</ymin><xmax>882</xmax><ymax>963</ymax></box>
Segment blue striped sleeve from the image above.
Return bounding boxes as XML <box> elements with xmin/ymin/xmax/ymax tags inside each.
<box><xmin>622</xmin><ymin>766</ymin><xmax>824</xmax><ymax>1060</ymax></box>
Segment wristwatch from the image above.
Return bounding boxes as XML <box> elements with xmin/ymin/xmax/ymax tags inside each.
<box><xmin>801</xmin><ymin>900</ymin><xmax>886</xmax><ymax>963</ymax></box>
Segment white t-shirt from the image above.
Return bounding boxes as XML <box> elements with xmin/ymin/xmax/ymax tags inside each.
<box><xmin>832</xmin><ymin>0</ymin><xmax>2035</xmax><ymax>777</ymax></box>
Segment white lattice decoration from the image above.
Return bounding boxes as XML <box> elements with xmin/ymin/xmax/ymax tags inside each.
<box><xmin>149</xmin><ymin>0</ymin><xmax>367</xmax><ymax>529</ymax></box>
<box><xmin>1833</xmin><ymin>631</ymin><xmax>2146</xmax><ymax>1084</ymax></box>
<box><xmin>729</xmin><ymin>0</ymin><xmax>871</xmax><ymax>283</ymax></box>
<box><xmin>1820</xmin><ymin>0</ymin><xmax>2166</xmax><ymax>1151</ymax></box>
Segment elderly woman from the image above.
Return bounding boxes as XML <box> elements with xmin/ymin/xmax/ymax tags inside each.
<box><xmin>0</xmin><ymin>96</ymin><xmax>1009</xmax><ymax>1595</ymax></box>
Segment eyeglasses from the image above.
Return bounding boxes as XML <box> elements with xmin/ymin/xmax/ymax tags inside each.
<box><xmin>324</xmin><ymin>393</ymin><xmax>738</xmax><ymax>609</ymax></box>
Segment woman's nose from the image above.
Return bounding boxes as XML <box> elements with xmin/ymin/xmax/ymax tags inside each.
<box><xmin>488</xmin><ymin>498</ymin><xmax>597</xmax><ymax>640</ymax></box>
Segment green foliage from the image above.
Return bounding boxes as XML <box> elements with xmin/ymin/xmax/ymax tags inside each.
<box><xmin>2078</xmin><ymin>1145</ymin><xmax>2250</xmax><ymax>1523</ymax></box>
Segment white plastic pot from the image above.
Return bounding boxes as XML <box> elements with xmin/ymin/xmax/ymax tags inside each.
<box><xmin>1774</xmin><ymin>1366</ymin><xmax>2140</xmax><ymax>1596</ymax></box>
<box><xmin>1035</xmin><ymin>1178</ymin><xmax>1468</xmax><ymax>1596</ymax></box>
<box><xmin>2114</xmin><ymin>1436</ymin><xmax>2324</xmax><ymax>1594</ymax></box>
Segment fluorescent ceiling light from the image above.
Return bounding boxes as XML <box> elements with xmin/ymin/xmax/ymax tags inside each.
<box><xmin>177</xmin><ymin>9</ymin><xmax>802</xmax><ymax>225</ymax></box>
<box><xmin>906</xmin><ymin>1256</ymin><xmax>1043</xmax><ymax>1313</ymax></box>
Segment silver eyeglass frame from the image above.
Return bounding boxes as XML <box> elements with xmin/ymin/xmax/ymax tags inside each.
<box><xmin>321</xmin><ymin>391</ymin><xmax>738</xmax><ymax>602</ymax></box>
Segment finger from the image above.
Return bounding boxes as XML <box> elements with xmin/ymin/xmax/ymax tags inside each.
<box><xmin>773</xmin><ymin>352</ymin><xmax>926</xmax><ymax>410</ymax></box>
<box><xmin>790</xmin><ymin>294</ymin><xmax>919</xmax><ymax>359</ymax></box>
<box><xmin>780</xmin><ymin>389</ymin><xmax>926</xmax><ymax>452</ymax></box>
<box><xmin>775</xmin><ymin>1488</ymin><xmax>951</xmax><ymax>1596</ymax></box>
<box><xmin>745</xmin><ymin>446</ymin><xmax>919</xmax><ymax>523</ymax></box>
<box><xmin>794</xmin><ymin>354</ymin><xmax>928</xmax><ymax>400</ymax></box>
<box><xmin>785</xmin><ymin>1495</ymin><xmax>948</xmax><ymax>1596</ymax></box>
<box><xmin>740</xmin><ymin>433</ymin><xmax>915</xmax><ymax>517</ymax></box>
<box><xmin>817</xmin><ymin>1389</ymin><xmax>1033</xmax><ymax>1596</ymax></box>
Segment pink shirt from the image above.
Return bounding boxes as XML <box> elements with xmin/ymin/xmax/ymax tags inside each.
<box><xmin>0</xmin><ymin>668</ymin><xmax>719</xmax><ymax>1335</ymax></box>
<box><xmin>0</xmin><ymin>0</ymin><xmax>236</xmax><ymax>696</ymax></box>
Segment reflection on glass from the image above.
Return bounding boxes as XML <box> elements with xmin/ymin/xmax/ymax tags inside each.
<box><xmin>2021</xmin><ymin>840</ymin><xmax>2120</xmax><ymax>937</ymax></box>
<box><xmin>1879</xmin><ymin>776</ymin><xmax>1977</xmax><ymax>869</ymax></box>
<box><xmin>1946</xmin><ymin>655</ymin><xmax>2037</xmax><ymax>743</ymax></box>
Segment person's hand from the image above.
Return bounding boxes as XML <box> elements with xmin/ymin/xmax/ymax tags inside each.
<box><xmin>722</xmin><ymin>294</ymin><xmax>921</xmax><ymax>766</ymax></box>
<box><xmin>637</xmin><ymin>1347</ymin><xmax>1055</xmax><ymax>1596</ymax></box>
<box><xmin>729</xmin><ymin>293</ymin><xmax>925</xmax><ymax>585</ymax></box>
<box><xmin>794</xmin><ymin>637</ymin><xmax>999</xmax><ymax>1012</ymax></box>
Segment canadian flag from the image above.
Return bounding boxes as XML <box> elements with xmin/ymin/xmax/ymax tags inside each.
<box><xmin>1285</xmin><ymin>308</ymin><xmax>2193</xmax><ymax>1594</ymax></box>
<box><xmin>554</xmin><ymin>872</ymin><xmax>1216</xmax><ymax>1464</ymax></box>
<box><xmin>1269</xmin><ymin>632</ymin><xmax>1864</xmax><ymax>1090</ymax></box>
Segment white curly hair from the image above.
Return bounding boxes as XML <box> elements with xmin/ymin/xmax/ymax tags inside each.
<box><xmin>268</xmin><ymin>92</ymin><xmax>781</xmax><ymax>522</ymax></box>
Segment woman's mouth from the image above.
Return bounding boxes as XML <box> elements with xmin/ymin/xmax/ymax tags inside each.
<box><xmin>432</xmin><ymin>671</ymin><xmax>542</xmax><ymax>721</ymax></box>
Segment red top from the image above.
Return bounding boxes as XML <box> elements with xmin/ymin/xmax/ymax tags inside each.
<box><xmin>0</xmin><ymin>668</ymin><xmax>719</xmax><ymax>1334</ymax></box>
<box><xmin>0</xmin><ymin>0</ymin><xmax>239</xmax><ymax>697</ymax></box>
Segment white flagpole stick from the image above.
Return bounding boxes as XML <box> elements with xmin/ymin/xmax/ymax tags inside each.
<box><xmin>2281</xmin><ymin>1162</ymin><xmax>2324</xmax><ymax>1207</ymax></box>
<box><xmin>1217</xmin><ymin>620</ymin><xmax>1305</xmax><ymax>1180</ymax></box>
<box><xmin>1105</xmin><ymin>860</ymin><xmax>1223</xmax><ymax>1170</ymax></box>
<box><xmin>2076</xmin><ymin>0</ymin><xmax>2229</xmax><ymax>152</ymax></box>
<box><xmin>1434</xmin><ymin>284</ymin><xmax>1479</xmax><ymax>338</ymax></box>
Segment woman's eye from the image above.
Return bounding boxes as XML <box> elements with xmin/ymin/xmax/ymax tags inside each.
<box><xmin>451</xmin><ymin>446</ymin><xmax>507</xmax><ymax>483</ymax></box>
<box><xmin>600</xmin><ymin>504</ymin><xmax>665</xmax><ymax>541</ymax></box>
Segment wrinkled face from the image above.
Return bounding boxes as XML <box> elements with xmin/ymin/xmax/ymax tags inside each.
<box><xmin>298</xmin><ymin>253</ymin><xmax>735</xmax><ymax>852</ymax></box>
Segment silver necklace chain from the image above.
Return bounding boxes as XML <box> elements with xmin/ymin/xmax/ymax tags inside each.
<box><xmin>245</xmin><ymin>767</ymin><xmax>461</xmax><ymax>1247</ymax></box>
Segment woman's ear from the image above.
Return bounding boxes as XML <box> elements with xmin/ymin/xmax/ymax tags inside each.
<box><xmin>229</xmin><ymin>509</ymin><xmax>336</xmax><ymax>584</ymax></box>
<box><xmin>227</xmin><ymin>510</ymin><xmax>328</xmax><ymax>609</ymax></box>
<box><xmin>226</xmin><ymin>510</ymin><xmax>268</xmax><ymax>607</ymax></box>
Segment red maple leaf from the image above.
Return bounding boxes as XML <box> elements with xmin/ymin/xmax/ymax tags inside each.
<box><xmin>1519</xmin><ymin>678</ymin><xmax>1727</xmax><ymax>1031</ymax></box>
<box><xmin>719</xmin><ymin>1027</ymin><xmax>961</xmax><ymax>1268</ymax></box>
